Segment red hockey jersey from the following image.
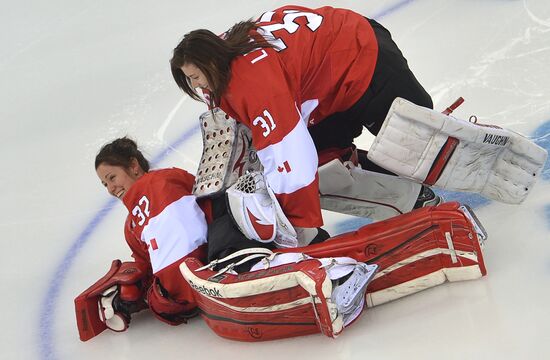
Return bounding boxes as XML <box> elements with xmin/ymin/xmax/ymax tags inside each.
<box><xmin>217</xmin><ymin>5</ymin><xmax>378</xmax><ymax>228</ymax></box>
<box><xmin>122</xmin><ymin>168</ymin><xmax>210</xmax><ymax>303</ymax></box>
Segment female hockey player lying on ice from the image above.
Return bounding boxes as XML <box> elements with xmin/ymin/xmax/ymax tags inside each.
<box><xmin>75</xmin><ymin>137</ymin><xmax>489</xmax><ymax>342</ymax></box>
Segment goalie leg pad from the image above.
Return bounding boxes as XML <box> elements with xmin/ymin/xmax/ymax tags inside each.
<box><xmin>181</xmin><ymin>251</ymin><xmax>378</xmax><ymax>341</ymax></box>
<box><xmin>181</xmin><ymin>255</ymin><xmax>347</xmax><ymax>341</ymax></box>
<box><xmin>280</xmin><ymin>202</ymin><xmax>487</xmax><ymax>307</ymax></box>
<box><xmin>367</xmin><ymin>97</ymin><xmax>548</xmax><ymax>204</ymax></box>
<box><xmin>318</xmin><ymin>157</ymin><xmax>421</xmax><ymax>220</ymax></box>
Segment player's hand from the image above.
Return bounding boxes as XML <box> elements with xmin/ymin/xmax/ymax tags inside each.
<box><xmin>99</xmin><ymin>284</ymin><xmax>147</xmax><ymax>331</ymax></box>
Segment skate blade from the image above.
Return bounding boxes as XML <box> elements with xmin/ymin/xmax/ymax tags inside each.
<box><xmin>459</xmin><ymin>204</ymin><xmax>488</xmax><ymax>246</ymax></box>
<box><xmin>336</xmin><ymin>264</ymin><xmax>379</xmax><ymax>312</ymax></box>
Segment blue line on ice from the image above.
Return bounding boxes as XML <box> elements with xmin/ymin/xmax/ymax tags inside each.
<box><xmin>532</xmin><ymin>120</ymin><xmax>550</xmax><ymax>181</ymax></box>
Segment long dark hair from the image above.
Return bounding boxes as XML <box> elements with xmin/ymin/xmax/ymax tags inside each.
<box><xmin>170</xmin><ymin>20</ymin><xmax>275</xmax><ymax>108</ymax></box>
<box><xmin>95</xmin><ymin>137</ymin><xmax>150</xmax><ymax>172</ymax></box>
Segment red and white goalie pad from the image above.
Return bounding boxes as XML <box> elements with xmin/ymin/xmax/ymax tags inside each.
<box><xmin>180</xmin><ymin>250</ymin><xmax>377</xmax><ymax>341</ymax></box>
<box><xmin>367</xmin><ymin>97</ymin><xmax>548</xmax><ymax>204</ymax></box>
<box><xmin>180</xmin><ymin>202</ymin><xmax>486</xmax><ymax>341</ymax></box>
<box><xmin>180</xmin><ymin>203</ymin><xmax>487</xmax><ymax>341</ymax></box>
<box><xmin>290</xmin><ymin>202</ymin><xmax>487</xmax><ymax>307</ymax></box>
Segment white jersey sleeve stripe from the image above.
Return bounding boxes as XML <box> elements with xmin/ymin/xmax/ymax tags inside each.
<box><xmin>141</xmin><ymin>195</ymin><xmax>207</xmax><ymax>274</ymax></box>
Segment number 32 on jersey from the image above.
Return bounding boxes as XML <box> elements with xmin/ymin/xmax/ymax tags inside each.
<box><xmin>132</xmin><ymin>195</ymin><xmax>150</xmax><ymax>226</ymax></box>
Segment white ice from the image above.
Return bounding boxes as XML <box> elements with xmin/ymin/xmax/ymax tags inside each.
<box><xmin>2</xmin><ymin>0</ymin><xmax>550</xmax><ymax>359</ymax></box>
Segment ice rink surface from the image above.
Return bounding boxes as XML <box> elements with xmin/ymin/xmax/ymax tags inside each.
<box><xmin>2</xmin><ymin>0</ymin><xmax>550</xmax><ymax>359</ymax></box>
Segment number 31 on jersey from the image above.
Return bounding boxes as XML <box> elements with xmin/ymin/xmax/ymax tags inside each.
<box><xmin>253</xmin><ymin>109</ymin><xmax>277</xmax><ymax>137</ymax></box>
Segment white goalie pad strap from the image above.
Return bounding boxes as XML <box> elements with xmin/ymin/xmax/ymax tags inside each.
<box><xmin>197</xmin><ymin>247</ymin><xmax>274</xmax><ymax>272</ymax></box>
<box><xmin>367</xmin><ymin>97</ymin><xmax>548</xmax><ymax>204</ymax></box>
<box><xmin>318</xmin><ymin>158</ymin><xmax>421</xmax><ymax>220</ymax></box>
<box><xmin>250</xmin><ymin>253</ymin><xmax>358</xmax><ymax>279</ymax></box>
<box><xmin>226</xmin><ymin>172</ymin><xmax>298</xmax><ymax>248</ymax></box>
<box><xmin>193</xmin><ymin>108</ymin><xmax>263</xmax><ymax>198</ymax></box>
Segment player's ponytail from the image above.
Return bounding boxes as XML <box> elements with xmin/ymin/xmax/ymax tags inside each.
<box><xmin>95</xmin><ymin>137</ymin><xmax>150</xmax><ymax>173</ymax></box>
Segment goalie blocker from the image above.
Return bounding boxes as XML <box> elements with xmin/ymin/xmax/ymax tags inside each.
<box><xmin>180</xmin><ymin>202</ymin><xmax>487</xmax><ymax>341</ymax></box>
<box><xmin>74</xmin><ymin>261</ymin><xmax>150</xmax><ymax>341</ymax></box>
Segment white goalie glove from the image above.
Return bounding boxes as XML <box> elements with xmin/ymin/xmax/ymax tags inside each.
<box><xmin>226</xmin><ymin>171</ymin><xmax>299</xmax><ymax>248</ymax></box>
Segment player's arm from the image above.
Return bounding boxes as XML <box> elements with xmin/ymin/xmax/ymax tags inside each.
<box><xmin>228</xmin><ymin>58</ymin><xmax>322</xmax><ymax>229</ymax></box>
<box><xmin>135</xmin><ymin>173</ymin><xmax>209</xmax><ymax>324</ymax></box>
<box><xmin>146</xmin><ymin>245</ymin><xmax>206</xmax><ymax>325</ymax></box>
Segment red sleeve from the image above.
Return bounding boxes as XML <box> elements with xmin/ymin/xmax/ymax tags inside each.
<box><xmin>124</xmin><ymin>215</ymin><xmax>150</xmax><ymax>266</ymax></box>
<box><xmin>152</xmin><ymin>245</ymin><xmax>207</xmax><ymax>304</ymax></box>
<box><xmin>126</xmin><ymin>214</ymin><xmax>207</xmax><ymax>311</ymax></box>
<box><xmin>220</xmin><ymin>52</ymin><xmax>322</xmax><ymax>228</ymax></box>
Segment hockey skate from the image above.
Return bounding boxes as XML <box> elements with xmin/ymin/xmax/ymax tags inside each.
<box><xmin>413</xmin><ymin>185</ymin><xmax>443</xmax><ymax>209</ymax></box>
<box><xmin>459</xmin><ymin>204</ymin><xmax>488</xmax><ymax>247</ymax></box>
<box><xmin>331</xmin><ymin>263</ymin><xmax>378</xmax><ymax>326</ymax></box>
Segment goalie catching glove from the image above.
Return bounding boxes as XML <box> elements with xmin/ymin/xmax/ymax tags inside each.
<box><xmin>75</xmin><ymin>260</ymin><xmax>150</xmax><ymax>341</ymax></box>
<box><xmin>226</xmin><ymin>171</ymin><xmax>299</xmax><ymax>248</ymax></box>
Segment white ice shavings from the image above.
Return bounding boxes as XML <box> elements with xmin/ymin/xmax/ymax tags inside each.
<box><xmin>523</xmin><ymin>0</ymin><xmax>550</xmax><ymax>28</ymax></box>
<box><xmin>156</xmin><ymin>96</ymin><xmax>186</xmax><ymax>142</ymax></box>
<box><xmin>431</xmin><ymin>17</ymin><xmax>550</xmax><ymax>128</ymax></box>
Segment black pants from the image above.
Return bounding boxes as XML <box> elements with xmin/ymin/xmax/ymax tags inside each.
<box><xmin>206</xmin><ymin>195</ymin><xmax>274</xmax><ymax>272</ymax></box>
<box><xmin>309</xmin><ymin>18</ymin><xmax>433</xmax><ymax>154</ymax></box>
